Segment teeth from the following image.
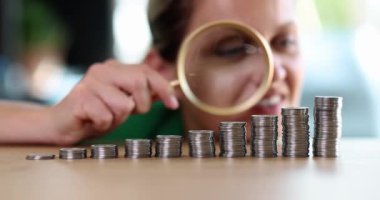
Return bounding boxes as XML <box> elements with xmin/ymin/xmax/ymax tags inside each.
<box><xmin>258</xmin><ymin>95</ymin><xmax>282</xmax><ymax>106</ymax></box>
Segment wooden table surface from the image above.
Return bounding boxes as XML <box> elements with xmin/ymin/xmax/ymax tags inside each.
<box><xmin>1</xmin><ymin>138</ymin><xmax>380</xmax><ymax>200</ymax></box>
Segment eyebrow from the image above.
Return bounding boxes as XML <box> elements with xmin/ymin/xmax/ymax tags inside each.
<box><xmin>275</xmin><ymin>21</ymin><xmax>298</xmax><ymax>33</ymax></box>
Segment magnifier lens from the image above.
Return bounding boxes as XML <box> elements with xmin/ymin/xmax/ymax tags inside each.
<box><xmin>183</xmin><ymin>25</ymin><xmax>268</xmax><ymax>109</ymax></box>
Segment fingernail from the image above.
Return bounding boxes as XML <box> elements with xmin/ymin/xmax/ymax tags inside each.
<box><xmin>168</xmin><ymin>96</ymin><xmax>179</xmax><ymax>109</ymax></box>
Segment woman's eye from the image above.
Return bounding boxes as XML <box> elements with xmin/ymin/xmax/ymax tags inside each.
<box><xmin>213</xmin><ymin>36</ymin><xmax>247</xmax><ymax>57</ymax></box>
<box><xmin>214</xmin><ymin>44</ymin><xmax>245</xmax><ymax>57</ymax></box>
<box><xmin>272</xmin><ymin>36</ymin><xmax>298</xmax><ymax>53</ymax></box>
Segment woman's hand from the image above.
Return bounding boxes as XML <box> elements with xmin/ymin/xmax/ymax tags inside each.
<box><xmin>48</xmin><ymin>59</ymin><xmax>179</xmax><ymax>145</ymax></box>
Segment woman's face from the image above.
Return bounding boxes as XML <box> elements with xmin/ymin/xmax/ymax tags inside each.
<box><xmin>176</xmin><ymin>0</ymin><xmax>303</xmax><ymax>138</ymax></box>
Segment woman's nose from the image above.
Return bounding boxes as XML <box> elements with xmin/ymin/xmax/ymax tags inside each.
<box><xmin>272</xmin><ymin>55</ymin><xmax>287</xmax><ymax>82</ymax></box>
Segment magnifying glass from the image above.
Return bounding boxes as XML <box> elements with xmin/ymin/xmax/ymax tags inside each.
<box><xmin>169</xmin><ymin>20</ymin><xmax>274</xmax><ymax>116</ymax></box>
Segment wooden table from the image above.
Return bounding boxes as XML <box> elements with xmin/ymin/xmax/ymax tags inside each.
<box><xmin>1</xmin><ymin>138</ymin><xmax>380</xmax><ymax>200</ymax></box>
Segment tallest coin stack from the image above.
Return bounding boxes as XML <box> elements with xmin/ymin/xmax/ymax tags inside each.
<box><xmin>313</xmin><ymin>96</ymin><xmax>343</xmax><ymax>157</ymax></box>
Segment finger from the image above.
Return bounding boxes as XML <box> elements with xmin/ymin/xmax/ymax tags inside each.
<box><xmin>82</xmin><ymin>95</ymin><xmax>114</xmax><ymax>133</ymax></box>
<box><xmin>121</xmin><ymin>73</ymin><xmax>152</xmax><ymax>114</ymax></box>
<box><xmin>90</xmin><ymin>63</ymin><xmax>152</xmax><ymax>113</ymax></box>
<box><xmin>145</xmin><ymin>68</ymin><xmax>179</xmax><ymax>110</ymax></box>
<box><xmin>90</xmin><ymin>62</ymin><xmax>177</xmax><ymax>110</ymax></box>
<box><xmin>87</xmin><ymin>77</ymin><xmax>136</xmax><ymax>125</ymax></box>
<box><xmin>111</xmin><ymin>96</ymin><xmax>135</xmax><ymax>128</ymax></box>
<box><xmin>107</xmin><ymin>66</ymin><xmax>175</xmax><ymax>110</ymax></box>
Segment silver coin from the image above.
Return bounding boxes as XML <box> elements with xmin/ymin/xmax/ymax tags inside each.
<box><xmin>315</xmin><ymin>96</ymin><xmax>343</xmax><ymax>102</ymax></box>
<box><xmin>251</xmin><ymin>152</ymin><xmax>277</xmax><ymax>158</ymax></box>
<box><xmin>156</xmin><ymin>135</ymin><xmax>182</xmax><ymax>139</ymax></box>
<box><xmin>219</xmin><ymin>121</ymin><xmax>246</xmax><ymax>126</ymax></box>
<box><xmin>26</xmin><ymin>153</ymin><xmax>55</xmax><ymax>160</ymax></box>
<box><xmin>313</xmin><ymin>151</ymin><xmax>339</xmax><ymax>157</ymax></box>
<box><xmin>281</xmin><ymin>107</ymin><xmax>309</xmax><ymax>116</ymax></box>
<box><xmin>220</xmin><ymin>151</ymin><xmax>247</xmax><ymax>158</ymax></box>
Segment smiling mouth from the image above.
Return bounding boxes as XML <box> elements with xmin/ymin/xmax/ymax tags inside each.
<box><xmin>257</xmin><ymin>94</ymin><xmax>283</xmax><ymax>106</ymax></box>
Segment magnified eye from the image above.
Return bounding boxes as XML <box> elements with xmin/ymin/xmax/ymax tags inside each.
<box><xmin>214</xmin><ymin>36</ymin><xmax>248</xmax><ymax>57</ymax></box>
<box><xmin>214</xmin><ymin>38</ymin><xmax>244</xmax><ymax>57</ymax></box>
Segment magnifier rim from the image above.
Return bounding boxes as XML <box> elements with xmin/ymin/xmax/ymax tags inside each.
<box><xmin>177</xmin><ymin>20</ymin><xmax>274</xmax><ymax>116</ymax></box>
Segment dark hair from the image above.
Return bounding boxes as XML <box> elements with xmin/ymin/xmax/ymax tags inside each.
<box><xmin>148</xmin><ymin>0</ymin><xmax>194</xmax><ymax>62</ymax></box>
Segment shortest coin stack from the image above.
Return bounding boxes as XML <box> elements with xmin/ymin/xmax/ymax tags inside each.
<box><xmin>124</xmin><ymin>139</ymin><xmax>152</xmax><ymax>158</ymax></box>
<box><xmin>188</xmin><ymin>130</ymin><xmax>216</xmax><ymax>158</ymax></box>
<box><xmin>155</xmin><ymin>135</ymin><xmax>182</xmax><ymax>158</ymax></box>
<box><xmin>26</xmin><ymin>153</ymin><xmax>55</xmax><ymax>160</ymax></box>
<box><xmin>250</xmin><ymin>115</ymin><xmax>278</xmax><ymax>157</ymax></box>
<box><xmin>91</xmin><ymin>144</ymin><xmax>118</xmax><ymax>159</ymax></box>
<box><xmin>59</xmin><ymin>148</ymin><xmax>87</xmax><ymax>159</ymax></box>
<box><xmin>219</xmin><ymin>121</ymin><xmax>247</xmax><ymax>157</ymax></box>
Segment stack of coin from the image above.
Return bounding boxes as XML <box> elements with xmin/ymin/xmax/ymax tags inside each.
<box><xmin>155</xmin><ymin>135</ymin><xmax>182</xmax><ymax>158</ymax></box>
<box><xmin>188</xmin><ymin>130</ymin><xmax>216</xmax><ymax>158</ymax></box>
<box><xmin>250</xmin><ymin>115</ymin><xmax>278</xmax><ymax>157</ymax></box>
<box><xmin>313</xmin><ymin>96</ymin><xmax>343</xmax><ymax>157</ymax></box>
<box><xmin>124</xmin><ymin>139</ymin><xmax>152</xmax><ymax>158</ymax></box>
<box><xmin>90</xmin><ymin>144</ymin><xmax>118</xmax><ymax>159</ymax></box>
<box><xmin>219</xmin><ymin>121</ymin><xmax>247</xmax><ymax>157</ymax></box>
<box><xmin>282</xmin><ymin>107</ymin><xmax>310</xmax><ymax>157</ymax></box>
<box><xmin>59</xmin><ymin>148</ymin><xmax>87</xmax><ymax>159</ymax></box>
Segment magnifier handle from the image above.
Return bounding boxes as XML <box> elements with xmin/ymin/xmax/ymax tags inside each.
<box><xmin>151</xmin><ymin>79</ymin><xmax>180</xmax><ymax>101</ymax></box>
<box><xmin>170</xmin><ymin>80</ymin><xmax>180</xmax><ymax>87</ymax></box>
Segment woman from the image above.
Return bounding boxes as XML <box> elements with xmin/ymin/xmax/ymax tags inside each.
<box><xmin>0</xmin><ymin>0</ymin><xmax>302</xmax><ymax>145</ymax></box>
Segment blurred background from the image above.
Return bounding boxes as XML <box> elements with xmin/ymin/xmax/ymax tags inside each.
<box><xmin>0</xmin><ymin>0</ymin><xmax>379</xmax><ymax>137</ymax></box>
